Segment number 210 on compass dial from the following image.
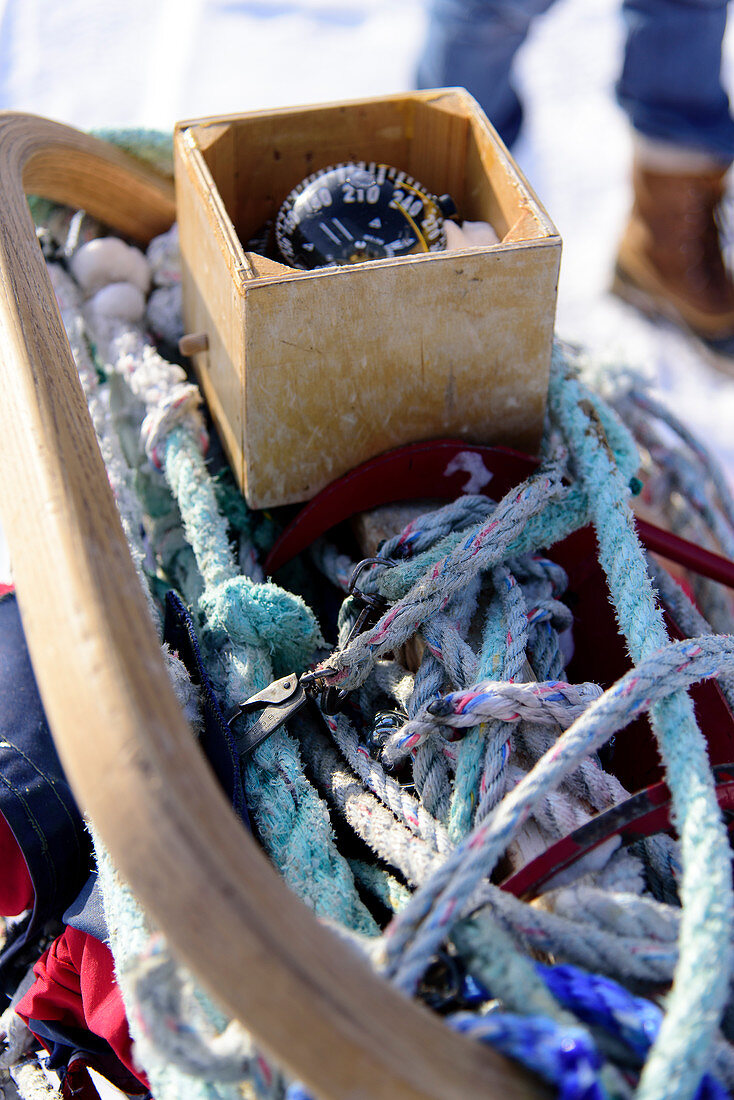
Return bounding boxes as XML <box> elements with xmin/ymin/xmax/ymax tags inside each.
<box><xmin>274</xmin><ymin>161</ymin><xmax>458</xmax><ymax>270</ymax></box>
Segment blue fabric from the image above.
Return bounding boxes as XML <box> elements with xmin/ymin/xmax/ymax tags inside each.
<box><xmin>0</xmin><ymin>593</ymin><xmax>91</xmax><ymax>998</ymax></box>
<box><xmin>26</xmin><ymin>1018</ymin><xmax>151</xmax><ymax>1097</ymax></box>
<box><xmin>163</xmin><ymin>589</ymin><xmax>250</xmax><ymax>828</ymax></box>
<box><xmin>0</xmin><ymin>587</ymin><xmax>248</xmax><ymax>1004</ymax></box>
<box><xmin>416</xmin><ymin>0</ymin><xmax>734</xmax><ymax>159</ymax></box>
<box><xmin>62</xmin><ymin>873</ymin><xmax>108</xmax><ymax>943</ymax></box>
<box><xmin>617</xmin><ymin>0</ymin><xmax>734</xmax><ymax>159</ymax></box>
<box><xmin>416</xmin><ymin>0</ymin><xmax>555</xmax><ymax>146</ymax></box>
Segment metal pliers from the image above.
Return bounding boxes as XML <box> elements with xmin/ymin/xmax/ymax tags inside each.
<box><xmin>227</xmin><ymin>673</ymin><xmax>309</xmax><ymax>755</ymax></box>
<box><xmin>227</xmin><ymin>556</ymin><xmax>396</xmax><ymax>754</ymax></box>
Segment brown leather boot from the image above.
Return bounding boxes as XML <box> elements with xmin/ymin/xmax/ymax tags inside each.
<box><xmin>613</xmin><ymin>159</ymin><xmax>734</xmax><ymax>348</ymax></box>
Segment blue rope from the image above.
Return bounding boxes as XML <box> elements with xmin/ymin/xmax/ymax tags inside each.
<box><xmin>537</xmin><ymin>964</ymin><xmax>728</xmax><ymax>1099</ymax></box>
<box><xmin>449</xmin><ymin>1011</ymin><xmax>606</xmax><ymax>1100</ymax></box>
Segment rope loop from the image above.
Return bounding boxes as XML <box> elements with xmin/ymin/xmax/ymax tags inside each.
<box><xmin>200</xmin><ymin>576</ymin><xmax>323</xmax><ymax>675</ymax></box>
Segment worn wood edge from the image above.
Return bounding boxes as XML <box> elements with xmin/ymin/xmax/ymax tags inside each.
<box><xmin>0</xmin><ymin>112</ymin><xmax>546</xmax><ymax>1099</ymax></box>
<box><xmin>455</xmin><ymin>87</ymin><xmax>559</xmax><ymax>242</ymax></box>
<box><xmin>175</xmin><ymin>126</ymin><xmax>254</xmax><ymax>282</ymax></box>
<box><xmin>174</xmin><ymin>87</ymin><xmax>471</xmax><ymax>135</ymax></box>
<box><xmin>0</xmin><ymin>111</ymin><xmax>176</xmax><ymax>243</ymax></box>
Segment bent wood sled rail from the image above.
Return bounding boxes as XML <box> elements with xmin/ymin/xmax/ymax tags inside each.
<box><xmin>0</xmin><ymin>112</ymin><xmax>543</xmax><ymax>1099</ymax></box>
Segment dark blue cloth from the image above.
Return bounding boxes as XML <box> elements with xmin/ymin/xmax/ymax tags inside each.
<box><xmin>0</xmin><ymin>587</ymin><xmax>246</xmax><ymax>1094</ymax></box>
<box><xmin>617</xmin><ymin>0</ymin><xmax>734</xmax><ymax>160</ymax></box>
<box><xmin>0</xmin><ymin>587</ymin><xmax>249</xmax><ymax>1001</ymax></box>
<box><xmin>0</xmin><ymin>593</ymin><xmax>91</xmax><ymax>997</ymax></box>
<box><xmin>61</xmin><ymin>874</ymin><xmax>107</xmax><ymax>942</ymax></box>
<box><xmin>26</xmin><ymin>1018</ymin><xmax>150</xmax><ymax>1097</ymax></box>
<box><xmin>163</xmin><ymin>589</ymin><xmax>250</xmax><ymax>828</ymax></box>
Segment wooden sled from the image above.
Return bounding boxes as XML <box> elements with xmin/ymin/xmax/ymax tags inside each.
<box><xmin>4</xmin><ymin>111</ymin><xmax>734</xmax><ymax>1100</ymax></box>
<box><xmin>0</xmin><ymin>112</ymin><xmax>546</xmax><ymax>1099</ymax></box>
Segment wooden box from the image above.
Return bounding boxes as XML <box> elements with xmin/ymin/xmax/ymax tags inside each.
<box><xmin>174</xmin><ymin>89</ymin><xmax>561</xmax><ymax>509</ymax></box>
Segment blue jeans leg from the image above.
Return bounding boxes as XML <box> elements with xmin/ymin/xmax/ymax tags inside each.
<box><xmin>416</xmin><ymin>0</ymin><xmax>558</xmax><ymax>146</ymax></box>
<box><xmin>617</xmin><ymin>0</ymin><xmax>734</xmax><ymax>161</ymax></box>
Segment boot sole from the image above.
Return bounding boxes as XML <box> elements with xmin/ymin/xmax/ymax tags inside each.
<box><xmin>611</xmin><ymin>265</ymin><xmax>734</xmax><ymax>379</ymax></box>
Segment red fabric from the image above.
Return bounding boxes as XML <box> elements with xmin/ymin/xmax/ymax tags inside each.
<box><xmin>0</xmin><ymin>810</ymin><xmax>34</xmax><ymax>915</ymax></box>
<box><xmin>15</xmin><ymin>927</ymin><xmax>149</xmax><ymax>1089</ymax></box>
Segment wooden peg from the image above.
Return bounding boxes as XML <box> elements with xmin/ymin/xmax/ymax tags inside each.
<box><xmin>178</xmin><ymin>331</ymin><xmax>209</xmax><ymax>357</ymax></box>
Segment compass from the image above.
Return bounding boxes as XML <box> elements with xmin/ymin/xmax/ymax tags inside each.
<box><xmin>274</xmin><ymin>161</ymin><xmax>457</xmax><ymax>270</ymax></box>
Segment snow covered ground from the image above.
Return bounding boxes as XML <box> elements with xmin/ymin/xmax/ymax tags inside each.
<box><xmin>1</xmin><ymin>0</ymin><xmax>734</xmax><ymax>584</ymax></box>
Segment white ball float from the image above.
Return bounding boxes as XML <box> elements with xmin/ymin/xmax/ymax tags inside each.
<box><xmin>71</xmin><ymin>237</ymin><xmax>151</xmax><ymax>296</ymax></box>
<box><xmin>87</xmin><ymin>281</ymin><xmax>147</xmax><ymax>324</ymax></box>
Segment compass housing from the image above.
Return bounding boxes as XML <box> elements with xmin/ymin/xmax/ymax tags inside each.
<box><xmin>275</xmin><ymin>162</ymin><xmax>451</xmax><ymax>269</ymax></box>
<box><xmin>174</xmin><ymin>89</ymin><xmax>561</xmax><ymax>508</ymax></box>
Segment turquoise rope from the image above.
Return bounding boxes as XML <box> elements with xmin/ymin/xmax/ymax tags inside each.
<box><xmin>92</xmin><ymin>127</ymin><xmax>174</xmax><ymax>177</ymax></box>
<box><xmin>55</xmin><ymin>181</ymin><xmax>732</xmax><ymax>1092</ymax></box>
<box><xmin>162</xmin><ymin>424</ymin><xmax>376</xmax><ymax>935</ymax></box>
<box><xmin>93</xmin><ymin>841</ymin><xmax>241</xmax><ymax>1100</ymax></box>
<box><xmin>376</xmin><ymin>385</ymin><xmax>639</xmax><ymax>608</ymax></box>
<box><xmin>378</xmin><ymin>486</ymin><xmax>595</xmax><ymax>606</ymax></box>
<box><xmin>549</xmin><ymin>344</ymin><xmax>733</xmax><ymax>1100</ymax></box>
<box><xmin>448</xmin><ymin>572</ymin><xmax>522</xmax><ymax>841</ymax></box>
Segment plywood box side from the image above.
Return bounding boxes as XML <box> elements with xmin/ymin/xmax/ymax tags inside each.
<box><xmin>176</xmin><ymin>125</ymin><xmax>265</xmax><ymax>279</ymax></box>
<box><xmin>201</xmin><ymin>101</ymin><xmax>417</xmax><ymax>244</ymax></box>
<box><xmin>179</xmin><ymin>90</ymin><xmax>558</xmax><ymax>264</ymax></box>
<box><xmin>489</xmin><ymin>149</ymin><xmax>558</xmax><ymax>243</ymax></box>
<box><xmin>175</xmin><ymin>89</ymin><xmax>467</xmax><ymax>140</ymax></box>
<box><xmin>409</xmin><ymin>88</ymin><xmax>514</xmax><ymax>225</ymax></box>
<box><xmin>240</xmin><ymin>243</ymin><xmax>560</xmax><ymax>508</ymax></box>
<box><xmin>461</xmin><ymin>105</ymin><xmax>557</xmax><ymax>242</ymax></box>
<box><xmin>175</xmin><ymin>129</ymin><xmax>254</xmax><ymax>283</ymax></box>
<box><xmin>193</xmin><ymin>122</ymin><xmax>238</xmax><ymax>232</ymax></box>
<box><xmin>408</xmin><ymin>99</ymin><xmax>470</xmax><ymax>210</ymax></box>
<box><xmin>175</xmin><ymin>137</ymin><xmax>247</xmax><ymax>486</ymax></box>
<box><xmin>186</xmin><ymin>92</ymin><xmax>495</xmax><ymax>247</ymax></box>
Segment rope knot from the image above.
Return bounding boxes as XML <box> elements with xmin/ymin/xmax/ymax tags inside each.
<box><xmin>142</xmin><ymin>382</ymin><xmax>207</xmax><ymax>468</ymax></box>
<box><xmin>201</xmin><ymin>577</ymin><xmax>324</xmax><ymax>674</ymax></box>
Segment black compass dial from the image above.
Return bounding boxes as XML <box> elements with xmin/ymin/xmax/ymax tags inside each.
<box><xmin>274</xmin><ymin>162</ymin><xmax>456</xmax><ymax>270</ymax></box>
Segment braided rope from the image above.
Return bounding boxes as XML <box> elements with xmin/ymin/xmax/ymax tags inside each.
<box><xmin>315</xmin><ymin>455</ymin><xmax>570</xmax><ymax>691</ymax></box>
<box><xmin>626</xmin><ymin>386</ymin><xmax>734</xmax><ymax>533</ymax></box>
<box><xmin>448</xmin><ymin>1011</ymin><xmax>606</xmax><ymax>1099</ymax></box>
<box><xmin>324</xmin><ymin>712</ymin><xmax>453</xmax><ymax>855</ymax></box>
<box><xmin>385</xmin><ymin>678</ymin><xmax>603</xmax><ymax>761</ymax></box>
<box><xmin>382</xmin><ymin>634</ymin><xmax>734</xmax><ymax>988</ymax></box>
<box><xmin>81</xmin><ymin>279</ymin><xmax>376</xmax><ymax>934</ymax></box>
<box><xmin>468</xmin><ymin>886</ymin><xmax>679</xmax><ymax>986</ymax></box>
<box><xmin>406</xmin><ymin>626</ymin><xmax>453</xmax><ymax>820</ymax></box>
<box><xmin>622</xmin><ymin>401</ymin><xmax>734</xmax><ymax>560</ymax></box>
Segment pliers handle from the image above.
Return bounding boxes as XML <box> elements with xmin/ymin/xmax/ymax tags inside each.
<box><xmin>227</xmin><ymin>673</ymin><xmax>308</xmax><ymax>755</ymax></box>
